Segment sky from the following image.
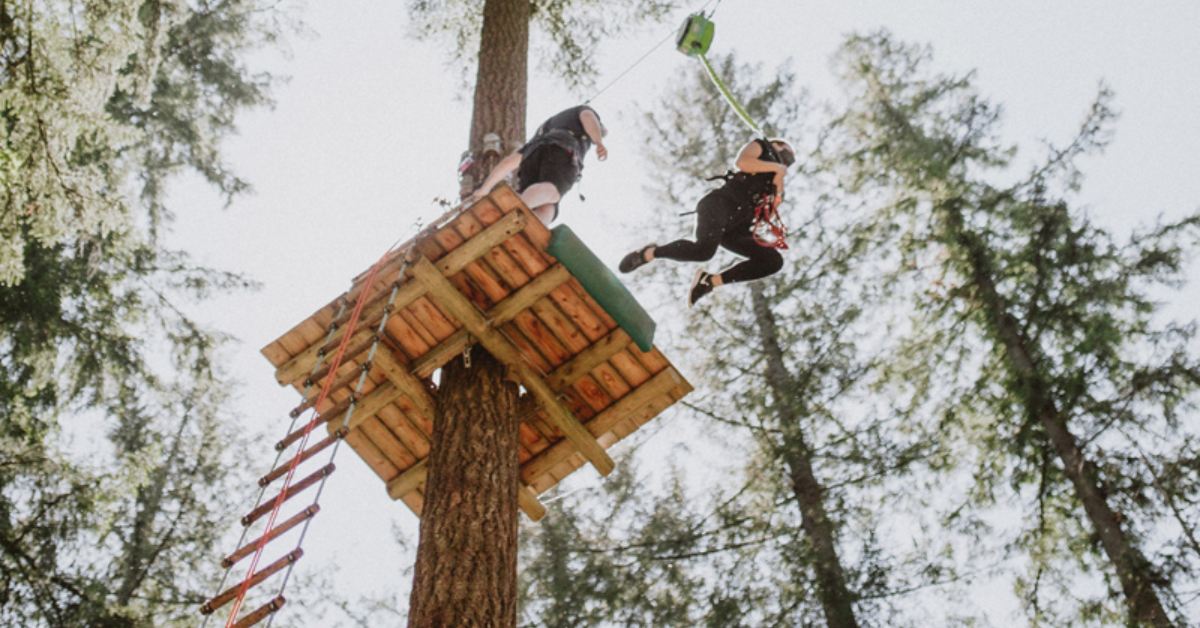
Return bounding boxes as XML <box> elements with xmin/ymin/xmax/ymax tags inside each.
<box><xmin>168</xmin><ymin>1</ymin><xmax>1200</xmax><ymax>624</ymax></box>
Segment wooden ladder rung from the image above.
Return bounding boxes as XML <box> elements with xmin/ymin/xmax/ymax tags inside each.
<box><xmin>200</xmin><ymin>550</ymin><xmax>302</xmax><ymax>615</ymax></box>
<box><xmin>261</xmin><ymin>430</ymin><xmax>345</xmax><ymax>486</ymax></box>
<box><xmin>232</xmin><ymin>595</ymin><xmax>287</xmax><ymax>628</ymax></box>
<box><xmin>242</xmin><ymin>463</ymin><xmax>335</xmax><ymax>526</ymax></box>
<box><xmin>222</xmin><ymin>506</ymin><xmax>320</xmax><ymax>568</ymax></box>
<box><xmin>290</xmin><ymin>365</ymin><xmax>367</xmax><ymax>417</ymax></box>
<box><xmin>311</xmin><ymin>394</ymin><xmax>358</xmax><ymax>432</ymax></box>
<box><xmin>305</xmin><ymin>333</ymin><xmax>378</xmax><ymax>387</ymax></box>
<box><xmin>273</xmin><ymin>403</ymin><xmax>348</xmax><ymax>451</ymax></box>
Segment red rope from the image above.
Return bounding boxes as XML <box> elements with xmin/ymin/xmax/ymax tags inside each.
<box><xmin>224</xmin><ymin>255</ymin><xmax>389</xmax><ymax>626</ymax></box>
<box><xmin>751</xmin><ymin>196</ymin><xmax>789</xmax><ymax>250</ymax></box>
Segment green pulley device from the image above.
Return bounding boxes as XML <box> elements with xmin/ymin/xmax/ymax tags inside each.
<box><xmin>675</xmin><ymin>13</ymin><xmax>715</xmax><ymax>56</ymax></box>
<box><xmin>675</xmin><ymin>12</ymin><xmax>765</xmax><ymax>136</ymax></box>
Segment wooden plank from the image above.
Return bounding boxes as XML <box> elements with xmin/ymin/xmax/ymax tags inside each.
<box><xmin>374</xmin><ymin>404</ymin><xmax>431</xmax><ymax>458</ymax></box>
<box><xmin>386</xmin><ymin>460</ymin><xmax>427</xmax><ymax>500</ymax></box>
<box><xmin>590</xmin><ymin>362</ymin><xmax>633</xmax><ymax>401</ymax></box>
<box><xmin>569</xmin><ymin>375</ymin><xmax>614</xmax><ymax>412</ymax></box>
<box><xmin>545</xmin><ymin>328</ymin><xmax>633</xmax><ymax>390</ymax></box>
<box><xmin>410</xmin><ymin>257</ymin><xmax>614</xmax><ymax>477</ymax></box>
<box><xmin>393</xmin><ymin>308</ymin><xmax>438</xmax><ymax>348</ymax></box>
<box><xmin>343</xmin><ymin>382</ymin><xmax>405</xmax><ymax>432</ymax></box>
<box><xmin>510</xmin><ymin>309</ymin><xmax>571</xmax><ymax>369</ymax></box>
<box><xmin>518</xmin><ymin>485</ymin><xmax>547</xmax><ymax>521</ymax></box>
<box><xmin>275</xmin><ymin>295</ymin><xmax>409</xmax><ymax>385</ymax></box>
<box><xmin>341</xmin><ymin>423</ymin><xmax>400</xmax><ymax>482</ymax></box>
<box><xmin>410</xmin><ymin>296</ymin><xmax>458</xmax><ymax>340</ymax></box>
<box><xmin>406</xmin><ymin>267</ymin><xmax>571</xmax><ymax>379</ymax></box>
<box><xmin>529</xmin><ymin>298</ymin><xmax>589</xmax><ymax>354</ymax></box>
<box><xmin>270</xmin><ymin>211</ymin><xmax>528</xmax><ymax>385</ymax></box>
<box><xmin>547</xmin><ymin>283</ymin><xmax>608</xmax><ymax>342</ymax></box>
<box><xmin>400</xmin><ymin>489</ymin><xmax>424</xmax><ymax>517</ymax></box>
<box><xmin>360</xmin><ymin>418</ymin><xmax>418</xmax><ymax>470</ymax></box>
<box><xmin>608</xmin><ymin>349</ymin><xmax>653</xmax><ymax>388</ymax></box>
<box><xmin>411</xmin><ymin>329</ymin><xmax>471</xmax><ymax>378</ymax></box>
<box><xmin>431</xmin><ymin>210</ymin><xmax>527</xmax><ymax>276</ymax></box>
<box><xmin>372</xmin><ymin>349</ymin><xmax>436</xmax><ymax>421</ymax></box>
<box><xmin>520</xmin><ymin>367</ymin><xmax>683</xmax><ymax>482</ymax></box>
<box><xmin>487</xmin><ymin>264</ymin><xmax>569</xmax><ymax>323</ymax></box>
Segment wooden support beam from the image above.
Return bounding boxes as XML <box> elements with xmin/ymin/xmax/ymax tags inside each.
<box><xmin>520</xmin><ymin>367</ymin><xmax>684</xmax><ymax>483</ymax></box>
<box><xmin>408</xmin><ymin>265</ymin><xmax>572</xmax><ymax>378</ymax></box>
<box><xmin>544</xmin><ymin>328</ymin><xmax>634</xmax><ymax>391</ymax></box>
<box><xmin>486</xmin><ymin>264</ymin><xmax>569</xmax><ymax>323</ymax></box>
<box><xmin>410</xmin><ymin>258</ymin><xmax>615</xmax><ymax>477</ymax></box>
<box><xmin>325</xmin><ymin>265</ymin><xmax>571</xmax><ymax>443</ymax></box>
<box><xmin>386</xmin><ymin>460</ymin><xmax>427</xmax><ymax>500</ymax></box>
<box><xmin>517</xmin><ymin>485</ymin><xmax>547</xmax><ymax>522</ymax></box>
<box><xmin>372</xmin><ymin>350</ymin><xmax>436</xmax><ymax>420</ymax></box>
<box><xmin>385</xmin><ymin>460</ymin><xmax>545</xmax><ymax>521</ymax></box>
<box><xmin>342</xmin><ymin>382</ymin><xmax>405</xmax><ymax>432</ymax></box>
<box><xmin>272</xmin><ymin>211</ymin><xmax>529</xmax><ymax>385</ymax></box>
<box><xmin>410</xmin><ymin>329</ymin><xmax>471</xmax><ymax>378</ymax></box>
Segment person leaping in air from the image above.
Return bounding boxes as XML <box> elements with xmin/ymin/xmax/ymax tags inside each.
<box><xmin>470</xmin><ymin>105</ymin><xmax>607</xmax><ymax>225</ymax></box>
<box><xmin>617</xmin><ymin>137</ymin><xmax>795</xmax><ymax>307</ymax></box>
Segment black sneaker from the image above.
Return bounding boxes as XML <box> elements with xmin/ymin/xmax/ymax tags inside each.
<box><xmin>618</xmin><ymin>244</ymin><xmax>655</xmax><ymax>274</ymax></box>
<box><xmin>688</xmin><ymin>270</ymin><xmax>715</xmax><ymax>307</ymax></box>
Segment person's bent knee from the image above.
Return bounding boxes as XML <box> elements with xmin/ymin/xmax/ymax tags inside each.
<box><xmin>764</xmin><ymin>249</ymin><xmax>784</xmax><ymax>274</ymax></box>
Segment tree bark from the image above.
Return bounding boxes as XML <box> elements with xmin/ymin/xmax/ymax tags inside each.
<box><xmin>942</xmin><ymin>204</ymin><xmax>1173</xmax><ymax>627</ymax></box>
<box><xmin>750</xmin><ymin>285</ymin><xmax>861</xmax><ymax>628</ymax></box>
<box><xmin>409</xmin><ymin>3</ymin><xmax>530</xmax><ymax>622</ymax></box>
<box><xmin>468</xmin><ymin>0</ymin><xmax>529</xmax><ymax>155</ymax></box>
<box><xmin>408</xmin><ymin>351</ymin><xmax>521</xmax><ymax>627</ymax></box>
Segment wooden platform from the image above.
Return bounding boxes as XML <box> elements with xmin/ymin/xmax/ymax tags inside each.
<box><xmin>260</xmin><ymin>185</ymin><xmax>692</xmax><ymax>520</ymax></box>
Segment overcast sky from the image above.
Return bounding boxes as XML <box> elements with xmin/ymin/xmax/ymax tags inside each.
<box><xmin>172</xmin><ymin>1</ymin><xmax>1200</xmax><ymax>624</ymax></box>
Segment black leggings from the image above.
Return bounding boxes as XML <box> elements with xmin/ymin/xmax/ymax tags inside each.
<box><xmin>653</xmin><ymin>190</ymin><xmax>783</xmax><ymax>284</ymax></box>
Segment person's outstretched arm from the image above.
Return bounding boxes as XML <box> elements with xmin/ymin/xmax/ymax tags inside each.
<box><xmin>579</xmin><ymin>108</ymin><xmax>607</xmax><ymax>161</ymax></box>
<box><xmin>471</xmin><ymin>152</ymin><xmax>522</xmax><ymax>201</ymax></box>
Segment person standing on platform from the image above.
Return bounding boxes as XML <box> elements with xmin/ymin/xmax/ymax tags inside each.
<box><xmin>471</xmin><ymin>105</ymin><xmax>607</xmax><ymax>225</ymax></box>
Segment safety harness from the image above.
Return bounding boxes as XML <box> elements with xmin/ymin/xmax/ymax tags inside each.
<box><xmin>705</xmin><ymin>139</ymin><xmax>790</xmax><ymax>249</ymax></box>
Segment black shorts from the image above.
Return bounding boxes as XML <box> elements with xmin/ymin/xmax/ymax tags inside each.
<box><xmin>517</xmin><ymin>144</ymin><xmax>578</xmax><ymax>197</ymax></box>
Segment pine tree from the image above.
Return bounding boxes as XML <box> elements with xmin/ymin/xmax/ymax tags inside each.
<box><xmin>0</xmin><ymin>2</ymin><xmax>289</xmax><ymax>624</ymax></box>
<box><xmin>519</xmin><ymin>53</ymin><xmax>958</xmax><ymax>626</ymax></box>
<box><xmin>828</xmin><ymin>31</ymin><xmax>1200</xmax><ymax>625</ymax></box>
<box><xmin>399</xmin><ymin>1</ymin><xmax>678</xmax><ymax>625</ymax></box>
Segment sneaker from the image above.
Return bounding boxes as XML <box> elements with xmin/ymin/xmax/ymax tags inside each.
<box><xmin>688</xmin><ymin>270</ymin><xmax>715</xmax><ymax>307</ymax></box>
<box><xmin>618</xmin><ymin>244</ymin><xmax>656</xmax><ymax>274</ymax></box>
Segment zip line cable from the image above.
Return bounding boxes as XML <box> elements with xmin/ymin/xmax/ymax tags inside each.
<box><xmin>583</xmin><ymin>0</ymin><xmax>722</xmax><ymax>105</ymax></box>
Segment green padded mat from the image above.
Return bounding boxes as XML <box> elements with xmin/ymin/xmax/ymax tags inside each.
<box><xmin>546</xmin><ymin>225</ymin><xmax>656</xmax><ymax>352</ymax></box>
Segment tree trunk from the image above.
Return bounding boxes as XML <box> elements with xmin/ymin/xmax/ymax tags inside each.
<box><xmin>408</xmin><ymin>351</ymin><xmax>521</xmax><ymax>627</ymax></box>
<box><xmin>409</xmin><ymin>3</ymin><xmax>529</xmax><ymax>624</ymax></box>
<box><xmin>943</xmin><ymin>205</ymin><xmax>1172</xmax><ymax>627</ymax></box>
<box><xmin>466</xmin><ymin>0</ymin><xmax>530</xmax><ymax>185</ymax></box>
<box><xmin>750</xmin><ymin>285</ymin><xmax>861</xmax><ymax>628</ymax></box>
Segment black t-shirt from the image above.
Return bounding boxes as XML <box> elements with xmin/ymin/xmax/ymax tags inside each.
<box><xmin>526</xmin><ymin>105</ymin><xmax>600</xmax><ymax>161</ymax></box>
<box><xmin>720</xmin><ymin>139</ymin><xmax>782</xmax><ymax>202</ymax></box>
